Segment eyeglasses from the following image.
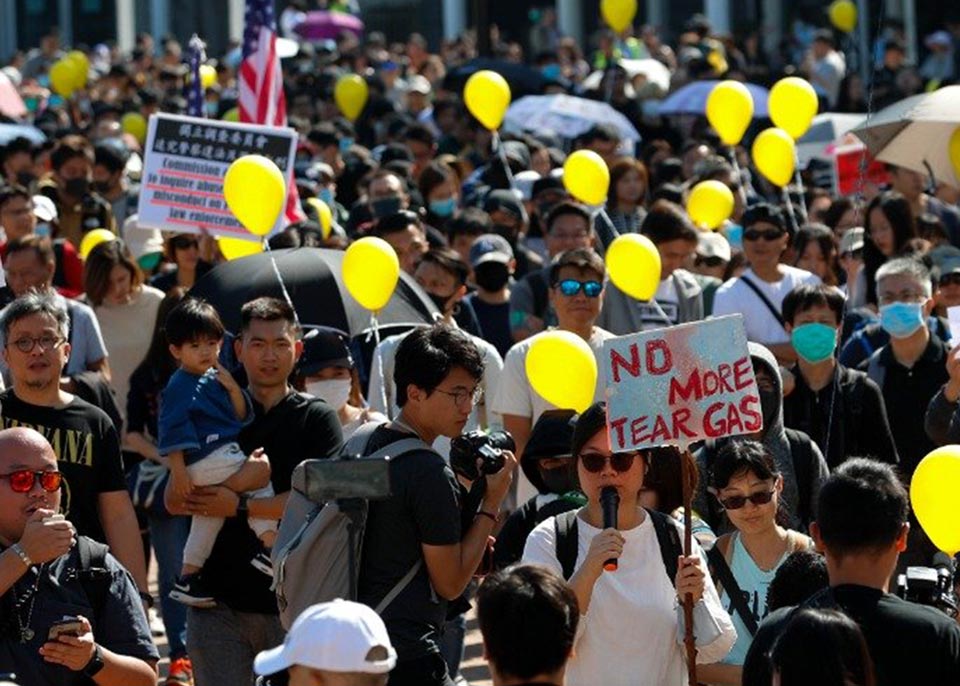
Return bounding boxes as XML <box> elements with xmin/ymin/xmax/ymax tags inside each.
<box><xmin>0</xmin><ymin>469</ymin><xmax>62</xmax><ymax>493</ymax></box>
<box><xmin>717</xmin><ymin>490</ymin><xmax>774</xmax><ymax>510</ymax></box>
<box><xmin>579</xmin><ymin>451</ymin><xmax>638</xmax><ymax>473</ymax></box>
<box><xmin>554</xmin><ymin>279</ymin><xmax>603</xmax><ymax>298</ymax></box>
<box><xmin>171</xmin><ymin>236</ymin><xmax>200</xmax><ymax>250</ymax></box>
<box><xmin>8</xmin><ymin>335</ymin><xmax>64</xmax><ymax>354</ymax></box>
<box><xmin>743</xmin><ymin>228</ymin><xmax>785</xmax><ymax>242</ymax></box>
<box><xmin>434</xmin><ymin>386</ymin><xmax>484</xmax><ymax>408</ymax></box>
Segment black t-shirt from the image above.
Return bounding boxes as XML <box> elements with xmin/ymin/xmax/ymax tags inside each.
<box><xmin>466</xmin><ymin>294</ymin><xmax>512</xmax><ymax>359</ymax></box>
<box><xmin>743</xmin><ymin>585</ymin><xmax>960</xmax><ymax>686</ymax></box>
<box><xmin>201</xmin><ymin>391</ymin><xmax>343</xmax><ymax>613</ymax></box>
<box><xmin>0</xmin><ymin>390</ymin><xmax>126</xmax><ymax>542</ymax></box>
<box><xmin>357</xmin><ymin>426</ymin><xmax>462</xmax><ymax>663</ymax></box>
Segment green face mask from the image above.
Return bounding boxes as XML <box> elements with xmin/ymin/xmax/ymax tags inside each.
<box><xmin>790</xmin><ymin>322</ymin><xmax>837</xmax><ymax>363</ymax></box>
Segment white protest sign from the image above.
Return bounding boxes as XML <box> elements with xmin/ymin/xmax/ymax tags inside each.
<box><xmin>602</xmin><ymin>315</ymin><xmax>761</xmax><ymax>452</ymax></box>
<box><xmin>136</xmin><ymin>113</ymin><xmax>297</xmax><ymax>240</ymax></box>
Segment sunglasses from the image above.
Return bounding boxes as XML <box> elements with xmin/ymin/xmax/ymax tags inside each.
<box><xmin>171</xmin><ymin>236</ymin><xmax>200</xmax><ymax>250</ymax></box>
<box><xmin>579</xmin><ymin>452</ymin><xmax>638</xmax><ymax>473</ymax></box>
<box><xmin>717</xmin><ymin>490</ymin><xmax>774</xmax><ymax>510</ymax></box>
<box><xmin>0</xmin><ymin>469</ymin><xmax>63</xmax><ymax>493</ymax></box>
<box><xmin>554</xmin><ymin>279</ymin><xmax>603</xmax><ymax>298</ymax></box>
<box><xmin>743</xmin><ymin>228</ymin><xmax>785</xmax><ymax>242</ymax></box>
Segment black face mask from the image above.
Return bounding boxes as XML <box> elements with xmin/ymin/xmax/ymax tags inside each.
<box><xmin>64</xmin><ymin>177</ymin><xmax>89</xmax><ymax>198</ymax></box>
<box><xmin>492</xmin><ymin>223</ymin><xmax>519</xmax><ymax>245</ymax></box>
<box><xmin>474</xmin><ymin>263</ymin><xmax>510</xmax><ymax>292</ymax></box>
<box><xmin>759</xmin><ymin>388</ymin><xmax>780</xmax><ymax>429</ymax></box>
<box><xmin>370</xmin><ymin>196</ymin><xmax>402</xmax><ymax>219</ymax></box>
<box><xmin>539</xmin><ymin>461</ymin><xmax>577</xmax><ymax>494</ymax></box>
<box><xmin>91</xmin><ymin>180</ymin><xmax>112</xmax><ymax>194</ymax></box>
<box><xmin>16</xmin><ymin>171</ymin><xmax>36</xmax><ymax>188</ymax></box>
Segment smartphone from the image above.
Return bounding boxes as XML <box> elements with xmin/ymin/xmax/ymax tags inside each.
<box><xmin>302</xmin><ymin>457</ymin><xmax>392</xmax><ymax>503</ymax></box>
<box><xmin>48</xmin><ymin>616</ymin><xmax>84</xmax><ymax>641</ymax></box>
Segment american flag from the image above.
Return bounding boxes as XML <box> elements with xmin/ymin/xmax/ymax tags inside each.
<box><xmin>186</xmin><ymin>34</ymin><xmax>206</xmax><ymax>118</ymax></box>
<box><xmin>239</xmin><ymin>0</ymin><xmax>304</xmax><ymax>223</ymax></box>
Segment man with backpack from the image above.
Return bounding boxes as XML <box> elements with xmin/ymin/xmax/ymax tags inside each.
<box><xmin>781</xmin><ymin>284</ymin><xmax>899</xmax><ymax>469</ymax></box>
<box><xmin>0</xmin><ymin>427</ymin><xmax>158</xmax><ymax>685</ymax></box>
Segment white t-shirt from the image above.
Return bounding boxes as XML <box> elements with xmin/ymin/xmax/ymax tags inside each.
<box><xmin>712</xmin><ymin>267</ymin><xmax>820</xmax><ymax>345</ymax></box>
<box><xmin>523</xmin><ymin>511</ymin><xmax>736</xmax><ymax>686</ymax></box>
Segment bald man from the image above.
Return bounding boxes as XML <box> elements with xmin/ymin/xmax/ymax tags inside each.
<box><xmin>0</xmin><ymin>427</ymin><xmax>158</xmax><ymax>685</ymax></box>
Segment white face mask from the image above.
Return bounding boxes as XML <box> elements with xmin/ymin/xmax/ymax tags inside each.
<box><xmin>306</xmin><ymin>378</ymin><xmax>352</xmax><ymax>410</ymax></box>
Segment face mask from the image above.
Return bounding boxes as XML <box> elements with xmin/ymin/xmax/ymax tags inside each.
<box><xmin>541</xmin><ymin>64</ymin><xmax>562</xmax><ymax>81</ymax></box>
<box><xmin>493</xmin><ymin>223</ymin><xmax>519</xmax><ymax>244</ymax></box>
<box><xmin>427</xmin><ymin>291</ymin><xmax>453</xmax><ymax>313</ymax></box>
<box><xmin>371</xmin><ymin>196</ymin><xmax>402</xmax><ymax>219</ymax></box>
<box><xmin>539</xmin><ymin>462</ymin><xmax>577</xmax><ymax>494</ymax></box>
<box><xmin>759</xmin><ymin>388</ymin><xmax>779</xmax><ymax>429</ymax></box>
<box><xmin>34</xmin><ymin>222</ymin><xmax>51</xmax><ymax>238</ymax></box>
<box><xmin>474</xmin><ymin>263</ymin><xmax>510</xmax><ymax>292</ymax></box>
<box><xmin>91</xmin><ymin>180</ymin><xmax>111</xmax><ymax>194</ymax></box>
<box><xmin>725</xmin><ymin>224</ymin><xmax>743</xmax><ymax>251</ymax></box>
<box><xmin>306</xmin><ymin>378</ymin><xmax>352</xmax><ymax>410</ymax></box>
<box><xmin>16</xmin><ymin>171</ymin><xmax>36</xmax><ymax>188</ymax></box>
<box><xmin>790</xmin><ymin>323</ymin><xmax>837</xmax><ymax>364</ymax></box>
<box><xmin>318</xmin><ymin>187</ymin><xmax>335</xmax><ymax>207</ymax></box>
<box><xmin>205</xmin><ymin>101</ymin><xmax>219</xmax><ymax>117</ymax></box>
<box><xmin>64</xmin><ymin>177</ymin><xmax>89</xmax><ymax>198</ymax></box>
<box><xmin>880</xmin><ymin>301</ymin><xmax>925</xmax><ymax>339</ymax></box>
<box><xmin>429</xmin><ymin>196</ymin><xmax>456</xmax><ymax>218</ymax></box>
<box><xmin>339</xmin><ymin>137</ymin><xmax>355</xmax><ymax>154</ymax></box>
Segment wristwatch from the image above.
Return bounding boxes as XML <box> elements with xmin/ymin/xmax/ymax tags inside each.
<box><xmin>82</xmin><ymin>644</ymin><xmax>105</xmax><ymax>677</ymax></box>
<box><xmin>237</xmin><ymin>494</ymin><xmax>250</xmax><ymax>514</ymax></box>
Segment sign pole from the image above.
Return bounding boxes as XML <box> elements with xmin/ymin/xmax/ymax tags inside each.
<box><xmin>681</xmin><ymin>446</ymin><xmax>697</xmax><ymax>686</ymax></box>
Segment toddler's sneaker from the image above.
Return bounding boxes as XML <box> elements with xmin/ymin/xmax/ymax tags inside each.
<box><xmin>169</xmin><ymin>573</ymin><xmax>216</xmax><ymax>608</ymax></box>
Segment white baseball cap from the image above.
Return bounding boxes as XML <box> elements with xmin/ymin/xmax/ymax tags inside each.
<box><xmin>32</xmin><ymin>195</ymin><xmax>58</xmax><ymax>223</ymax></box>
<box><xmin>253</xmin><ymin>600</ymin><xmax>397</xmax><ymax>676</ymax></box>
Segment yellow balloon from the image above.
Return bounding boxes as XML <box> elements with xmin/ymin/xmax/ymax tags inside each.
<box><xmin>218</xmin><ymin>236</ymin><xmax>263</xmax><ymax>261</ymax></box>
<box><xmin>223</xmin><ymin>155</ymin><xmax>287</xmax><ymax>236</ymax></box>
<box><xmin>305</xmin><ymin>197</ymin><xmax>333</xmax><ymax>239</ymax></box>
<box><xmin>525</xmin><ymin>330</ymin><xmax>598</xmax><ymax>413</ymax></box>
<box><xmin>464</xmin><ymin>70</ymin><xmax>511</xmax><ymax>131</ymax></box>
<box><xmin>222</xmin><ymin>107</ymin><xmax>240</xmax><ymax>122</ymax></box>
<box><xmin>752</xmin><ymin>128</ymin><xmax>796</xmax><ymax>188</ymax></box>
<box><xmin>687</xmin><ymin>180</ymin><xmax>735</xmax><ymax>230</ymax></box>
<box><xmin>67</xmin><ymin>50</ymin><xmax>89</xmax><ymax>89</ymax></box>
<box><xmin>343</xmin><ymin>237</ymin><xmax>400</xmax><ymax>312</ymax></box>
<box><xmin>706</xmin><ymin>80</ymin><xmax>754</xmax><ymax>147</ymax></box>
<box><xmin>828</xmin><ymin>0</ymin><xmax>857</xmax><ymax>33</ymax></box>
<box><xmin>911</xmin><ymin>446</ymin><xmax>960</xmax><ymax>555</ymax></box>
<box><xmin>600</xmin><ymin>0</ymin><xmax>637</xmax><ymax>33</ymax></box>
<box><xmin>769</xmin><ymin>77</ymin><xmax>819</xmax><ymax>140</ymax></box>
<box><xmin>121</xmin><ymin>112</ymin><xmax>147</xmax><ymax>145</ymax></box>
<box><xmin>563</xmin><ymin>150</ymin><xmax>610</xmax><ymax>206</ymax></box>
<box><xmin>79</xmin><ymin>229</ymin><xmax>117</xmax><ymax>260</ymax></box>
<box><xmin>606</xmin><ymin>234</ymin><xmax>662</xmax><ymax>301</ymax></box>
<box><xmin>49</xmin><ymin>59</ymin><xmax>76</xmax><ymax>97</ymax></box>
<box><xmin>334</xmin><ymin>74</ymin><xmax>369</xmax><ymax>122</ymax></box>
<box><xmin>199</xmin><ymin>64</ymin><xmax>217</xmax><ymax>90</ymax></box>
<box><xmin>949</xmin><ymin>128</ymin><xmax>960</xmax><ymax>182</ymax></box>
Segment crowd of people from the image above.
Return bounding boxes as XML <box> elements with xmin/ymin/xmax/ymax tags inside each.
<box><xmin>2</xmin><ymin>4</ymin><xmax>960</xmax><ymax>686</ymax></box>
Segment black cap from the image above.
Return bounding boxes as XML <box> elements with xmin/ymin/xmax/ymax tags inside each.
<box><xmin>571</xmin><ymin>402</ymin><xmax>608</xmax><ymax>458</ymax></box>
<box><xmin>522</xmin><ymin>409</ymin><xmax>578</xmax><ymax>493</ymax></box>
<box><xmin>299</xmin><ymin>329</ymin><xmax>353</xmax><ymax>377</ymax></box>
<box><xmin>531</xmin><ymin>175</ymin><xmax>567</xmax><ymax>200</ymax></box>
<box><xmin>483</xmin><ymin>189</ymin><xmax>526</xmax><ymax>224</ymax></box>
<box><xmin>742</xmin><ymin>203</ymin><xmax>785</xmax><ymax>231</ymax></box>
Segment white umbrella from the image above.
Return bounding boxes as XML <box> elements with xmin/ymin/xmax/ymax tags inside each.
<box><xmin>851</xmin><ymin>85</ymin><xmax>960</xmax><ymax>188</ymax></box>
<box><xmin>796</xmin><ymin>113</ymin><xmax>865</xmax><ymax>168</ymax></box>
<box><xmin>582</xmin><ymin>58</ymin><xmax>672</xmax><ymax>94</ymax></box>
<box><xmin>503</xmin><ymin>94</ymin><xmax>641</xmax><ymax>146</ymax></box>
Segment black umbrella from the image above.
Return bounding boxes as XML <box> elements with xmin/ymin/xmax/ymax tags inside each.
<box><xmin>443</xmin><ymin>58</ymin><xmax>548</xmax><ymax>99</ymax></box>
<box><xmin>190</xmin><ymin>247</ymin><xmax>438</xmax><ymax>336</ymax></box>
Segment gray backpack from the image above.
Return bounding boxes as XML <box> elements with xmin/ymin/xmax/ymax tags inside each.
<box><xmin>271</xmin><ymin>422</ymin><xmax>430</xmax><ymax>629</ymax></box>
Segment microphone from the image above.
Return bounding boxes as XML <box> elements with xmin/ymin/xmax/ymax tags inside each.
<box><xmin>600</xmin><ymin>486</ymin><xmax>620</xmax><ymax>572</ymax></box>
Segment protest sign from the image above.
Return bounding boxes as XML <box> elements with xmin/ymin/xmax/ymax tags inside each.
<box><xmin>136</xmin><ymin>113</ymin><xmax>297</xmax><ymax>239</ymax></box>
<box><xmin>603</xmin><ymin>315</ymin><xmax>761</xmax><ymax>451</ymax></box>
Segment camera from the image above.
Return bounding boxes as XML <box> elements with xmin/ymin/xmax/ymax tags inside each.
<box><xmin>895</xmin><ymin>554</ymin><xmax>958</xmax><ymax>618</ymax></box>
<box><xmin>449</xmin><ymin>430</ymin><xmax>515</xmax><ymax>481</ymax></box>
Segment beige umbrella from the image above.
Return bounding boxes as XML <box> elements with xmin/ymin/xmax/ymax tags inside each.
<box><xmin>851</xmin><ymin>85</ymin><xmax>960</xmax><ymax>188</ymax></box>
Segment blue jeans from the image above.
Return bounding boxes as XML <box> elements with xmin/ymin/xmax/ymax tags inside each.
<box><xmin>149</xmin><ymin>512</ymin><xmax>190</xmax><ymax>659</ymax></box>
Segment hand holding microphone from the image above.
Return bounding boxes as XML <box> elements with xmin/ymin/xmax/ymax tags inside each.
<box><xmin>601</xmin><ymin>486</ymin><xmax>620</xmax><ymax>572</ymax></box>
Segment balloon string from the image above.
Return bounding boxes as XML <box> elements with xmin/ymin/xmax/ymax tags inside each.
<box><xmin>781</xmin><ymin>187</ymin><xmax>800</xmax><ymax>236</ymax></box>
<box><xmin>494</xmin><ymin>131</ymin><xmax>517</xmax><ymax>191</ymax></box>
<box><xmin>650</xmin><ymin>298</ymin><xmax>673</xmax><ymax>328</ymax></box>
<box><xmin>792</xmin><ymin>149</ymin><xmax>809</xmax><ymax>224</ymax></box>
<box><xmin>263</xmin><ymin>239</ymin><xmax>301</xmax><ymax>331</ymax></box>
<box><xmin>370</xmin><ymin>311</ymin><xmax>390</xmax><ymax>417</ymax></box>
<box><xmin>728</xmin><ymin>147</ymin><xmax>750</xmax><ymax>212</ymax></box>
<box><xmin>594</xmin><ymin>207</ymin><xmax>621</xmax><ymax>256</ymax></box>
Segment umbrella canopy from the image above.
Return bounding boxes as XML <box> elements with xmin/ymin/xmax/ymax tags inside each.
<box><xmin>582</xmin><ymin>59</ymin><xmax>672</xmax><ymax>94</ymax></box>
<box><xmin>294</xmin><ymin>11</ymin><xmax>364</xmax><ymax>41</ymax></box>
<box><xmin>190</xmin><ymin>247</ymin><xmax>437</xmax><ymax>336</ymax></box>
<box><xmin>658</xmin><ymin>79</ymin><xmax>770</xmax><ymax>118</ymax></box>
<box><xmin>503</xmin><ymin>94</ymin><xmax>641</xmax><ymax>145</ymax></box>
<box><xmin>851</xmin><ymin>86</ymin><xmax>960</xmax><ymax>188</ymax></box>
<box><xmin>797</xmin><ymin>113</ymin><xmax>866</xmax><ymax>168</ymax></box>
<box><xmin>443</xmin><ymin>59</ymin><xmax>547</xmax><ymax>99</ymax></box>
<box><xmin>0</xmin><ymin>123</ymin><xmax>45</xmax><ymax>147</ymax></box>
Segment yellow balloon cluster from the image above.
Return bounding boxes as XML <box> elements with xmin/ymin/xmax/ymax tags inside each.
<box><xmin>828</xmin><ymin>0</ymin><xmax>857</xmax><ymax>33</ymax></box>
<box><xmin>769</xmin><ymin>77</ymin><xmax>819</xmax><ymax>140</ymax></box>
<box><xmin>606</xmin><ymin>234</ymin><xmax>662</xmax><ymax>301</ymax></box>
<box><xmin>334</xmin><ymin>74</ymin><xmax>369</xmax><ymax>122</ymax></box>
<box><xmin>219</xmin><ymin>236</ymin><xmax>263</xmax><ymax>261</ymax></box>
<box><xmin>687</xmin><ymin>181</ymin><xmax>735</xmax><ymax>230</ymax></box>
<box><xmin>343</xmin><ymin>237</ymin><xmax>400</xmax><ymax>312</ymax></box>
<box><xmin>121</xmin><ymin>112</ymin><xmax>147</xmax><ymax>145</ymax></box>
<box><xmin>49</xmin><ymin>51</ymin><xmax>89</xmax><ymax>97</ymax></box>
<box><xmin>600</xmin><ymin>0</ymin><xmax>637</xmax><ymax>33</ymax></box>
<box><xmin>563</xmin><ymin>150</ymin><xmax>609</xmax><ymax>206</ymax></box>
<box><xmin>223</xmin><ymin>155</ymin><xmax>287</xmax><ymax>236</ymax></box>
<box><xmin>752</xmin><ymin>128</ymin><xmax>796</xmax><ymax>188</ymax></box>
<box><xmin>911</xmin><ymin>446</ymin><xmax>960</xmax><ymax>555</ymax></box>
<box><xmin>464</xmin><ymin>70</ymin><xmax>511</xmax><ymax>131</ymax></box>
<box><xmin>525</xmin><ymin>331</ymin><xmax>598</xmax><ymax>413</ymax></box>
<box><xmin>706</xmin><ymin>81</ymin><xmax>754</xmax><ymax>147</ymax></box>
<box><xmin>79</xmin><ymin>229</ymin><xmax>116</xmax><ymax>260</ymax></box>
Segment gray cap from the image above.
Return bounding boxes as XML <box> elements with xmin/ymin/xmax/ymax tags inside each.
<box><xmin>696</xmin><ymin>231</ymin><xmax>732</xmax><ymax>262</ymax></box>
<box><xmin>469</xmin><ymin>233</ymin><xmax>514</xmax><ymax>267</ymax></box>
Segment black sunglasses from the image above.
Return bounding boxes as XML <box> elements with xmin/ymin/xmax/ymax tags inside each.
<box><xmin>717</xmin><ymin>490</ymin><xmax>775</xmax><ymax>510</ymax></box>
<box><xmin>743</xmin><ymin>228</ymin><xmax>785</xmax><ymax>242</ymax></box>
<box><xmin>579</xmin><ymin>452</ymin><xmax>638</xmax><ymax>473</ymax></box>
<box><xmin>171</xmin><ymin>236</ymin><xmax>200</xmax><ymax>250</ymax></box>
<box><xmin>554</xmin><ymin>279</ymin><xmax>603</xmax><ymax>298</ymax></box>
